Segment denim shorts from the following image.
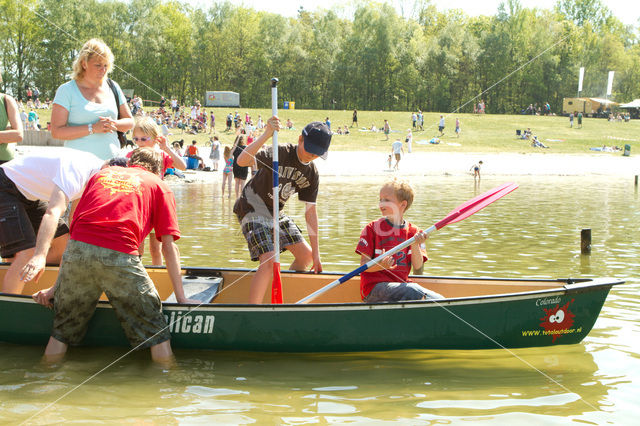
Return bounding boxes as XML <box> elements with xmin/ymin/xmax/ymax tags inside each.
<box><xmin>52</xmin><ymin>240</ymin><xmax>171</xmax><ymax>348</ymax></box>
<box><xmin>364</xmin><ymin>282</ymin><xmax>444</xmax><ymax>303</ymax></box>
<box><xmin>240</xmin><ymin>214</ymin><xmax>304</xmax><ymax>261</ymax></box>
<box><xmin>0</xmin><ymin>168</ymin><xmax>68</xmax><ymax>258</ymax></box>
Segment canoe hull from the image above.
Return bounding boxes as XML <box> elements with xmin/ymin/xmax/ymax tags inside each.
<box><xmin>0</xmin><ymin>276</ymin><xmax>619</xmax><ymax>352</ymax></box>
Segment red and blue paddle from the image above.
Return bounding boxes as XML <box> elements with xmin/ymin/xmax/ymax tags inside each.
<box><xmin>270</xmin><ymin>78</ymin><xmax>283</xmax><ymax>304</ymax></box>
<box><xmin>296</xmin><ymin>182</ymin><xmax>519</xmax><ymax>304</ymax></box>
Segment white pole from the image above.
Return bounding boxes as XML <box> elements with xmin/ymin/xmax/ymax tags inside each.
<box><xmin>271</xmin><ymin>78</ymin><xmax>280</xmax><ymax>269</ymax></box>
<box><xmin>606</xmin><ymin>71</ymin><xmax>615</xmax><ymax>97</ymax></box>
<box><xmin>578</xmin><ymin>66</ymin><xmax>585</xmax><ymax>97</ymax></box>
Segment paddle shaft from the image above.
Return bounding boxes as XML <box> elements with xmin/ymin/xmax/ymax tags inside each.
<box><xmin>271</xmin><ymin>79</ymin><xmax>280</xmax><ymax>266</ymax></box>
<box><xmin>296</xmin><ymin>224</ymin><xmax>436</xmax><ymax>304</ymax></box>
<box><xmin>270</xmin><ymin>78</ymin><xmax>283</xmax><ymax>304</ymax></box>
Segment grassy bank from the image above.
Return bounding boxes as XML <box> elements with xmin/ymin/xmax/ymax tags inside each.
<box><xmin>32</xmin><ymin>107</ymin><xmax>640</xmax><ymax>154</ymax></box>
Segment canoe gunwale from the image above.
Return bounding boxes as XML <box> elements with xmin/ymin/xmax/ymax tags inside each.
<box><xmin>0</xmin><ymin>276</ymin><xmax>624</xmax><ymax>310</ymax></box>
<box><xmin>161</xmin><ymin>277</ymin><xmax>622</xmax><ymax>310</ymax></box>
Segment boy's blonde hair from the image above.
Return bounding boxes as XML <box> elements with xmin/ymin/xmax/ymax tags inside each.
<box><xmin>72</xmin><ymin>39</ymin><xmax>114</xmax><ymax>80</ymax></box>
<box><xmin>133</xmin><ymin>116</ymin><xmax>160</xmax><ymax>140</ymax></box>
<box><xmin>383</xmin><ymin>178</ymin><xmax>415</xmax><ymax>210</ymax></box>
<box><xmin>129</xmin><ymin>147</ymin><xmax>162</xmax><ymax>176</ymax></box>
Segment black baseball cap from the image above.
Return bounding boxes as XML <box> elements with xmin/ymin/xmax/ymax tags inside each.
<box><xmin>302</xmin><ymin>122</ymin><xmax>331</xmax><ymax>160</ymax></box>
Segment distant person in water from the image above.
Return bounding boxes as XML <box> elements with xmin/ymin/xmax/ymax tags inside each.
<box><xmin>470</xmin><ymin>160</ymin><xmax>483</xmax><ymax>179</ymax></box>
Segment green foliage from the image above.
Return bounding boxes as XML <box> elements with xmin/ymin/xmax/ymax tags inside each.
<box><xmin>0</xmin><ymin>0</ymin><xmax>639</xmax><ymax>113</ymax></box>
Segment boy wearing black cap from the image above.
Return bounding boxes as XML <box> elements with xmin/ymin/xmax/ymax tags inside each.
<box><xmin>234</xmin><ymin>117</ymin><xmax>331</xmax><ymax>303</ymax></box>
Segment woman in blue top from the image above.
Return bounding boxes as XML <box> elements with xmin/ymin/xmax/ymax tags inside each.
<box><xmin>51</xmin><ymin>39</ymin><xmax>134</xmax><ymax>160</ymax></box>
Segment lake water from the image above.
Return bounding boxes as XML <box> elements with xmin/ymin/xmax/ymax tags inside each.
<box><xmin>2</xmin><ymin>175</ymin><xmax>639</xmax><ymax>424</ymax></box>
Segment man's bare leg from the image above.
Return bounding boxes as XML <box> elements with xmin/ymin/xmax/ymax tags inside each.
<box><xmin>43</xmin><ymin>336</ymin><xmax>68</xmax><ymax>364</ymax></box>
<box><xmin>150</xmin><ymin>341</ymin><xmax>175</xmax><ymax>367</ymax></box>
<box><xmin>248</xmin><ymin>252</ymin><xmax>274</xmax><ymax>304</ymax></box>
<box><xmin>287</xmin><ymin>241</ymin><xmax>312</xmax><ymax>271</ymax></box>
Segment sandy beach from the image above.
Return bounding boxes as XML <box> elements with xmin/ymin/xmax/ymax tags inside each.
<box><xmin>175</xmin><ymin>150</ymin><xmax>640</xmax><ymax>182</ymax></box>
<box><xmin>14</xmin><ymin>145</ymin><xmax>640</xmax><ymax>182</ymax></box>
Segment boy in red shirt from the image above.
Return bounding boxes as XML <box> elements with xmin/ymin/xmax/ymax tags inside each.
<box><xmin>355</xmin><ymin>178</ymin><xmax>443</xmax><ymax>303</ymax></box>
<box><xmin>34</xmin><ymin>148</ymin><xmax>198</xmax><ymax>364</ymax></box>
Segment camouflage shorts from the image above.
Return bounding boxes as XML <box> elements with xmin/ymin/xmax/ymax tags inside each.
<box><xmin>52</xmin><ymin>240</ymin><xmax>170</xmax><ymax>349</ymax></box>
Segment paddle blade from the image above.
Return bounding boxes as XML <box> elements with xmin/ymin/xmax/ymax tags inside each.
<box><xmin>434</xmin><ymin>182</ymin><xmax>518</xmax><ymax>230</ymax></box>
<box><xmin>272</xmin><ymin>263</ymin><xmax>283</xmax><ymax>304</ymax></box>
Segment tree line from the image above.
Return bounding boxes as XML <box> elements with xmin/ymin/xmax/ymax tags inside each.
<box><xmin>1</xmin><ymin>0</ymin><xmax>639</xmax><ymax>114</ymax></box>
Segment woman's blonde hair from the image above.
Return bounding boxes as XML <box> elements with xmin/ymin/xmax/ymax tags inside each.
<box><xmin>72</xmin><ymin>39</ymin><xmax>114</xmax><ymax>80</ymax></box>
<box><xmin>133</xmin><ymin>116</ymin><xmax>160</xmax><ymax>141</ymax></box>
<box><xmin>223</xmin><ymin>145</ymin><xmax>232</xmax><ymax>159</ymax></box>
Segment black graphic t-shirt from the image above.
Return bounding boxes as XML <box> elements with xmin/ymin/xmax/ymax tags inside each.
<box><xmin>233</xmin><ymin>144</ymin><xmax>319</xmax><ymax>221</ymax></box>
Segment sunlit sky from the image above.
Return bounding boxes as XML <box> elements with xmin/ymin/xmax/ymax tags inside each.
<box><xmin>187</xmin><ymin>1</ymin><xmax>639</xmax><ymax>26</ymax></box>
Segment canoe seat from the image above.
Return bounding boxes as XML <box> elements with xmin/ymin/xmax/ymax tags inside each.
<box><xmin>164</xmin><ymin>275</ymin><xmax>222</xmax><ymax>304</ymax></box>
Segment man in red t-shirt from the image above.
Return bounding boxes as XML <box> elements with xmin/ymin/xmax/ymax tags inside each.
<box><xmin>355</xmin><ymin>178</ymin><xmax>443</xmax><ymax>303</ymax></box>
<box><xmin>34</xmin><ymin>148</ymin><xmax>198</xmax><ymax>364</ymax></box>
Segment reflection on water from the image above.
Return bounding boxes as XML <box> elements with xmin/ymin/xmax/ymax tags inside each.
<box><xmin>1</xmin><ymin>175</ymin><xmax>639</xmax><ymax>423</ymax></box>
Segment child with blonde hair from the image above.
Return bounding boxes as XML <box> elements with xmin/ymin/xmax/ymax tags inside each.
<box><xmin>129</xmin><ymin>116</ymin><xmax>186</xmax><ymax>175</ymax></box>
<box><xmin>355</xmin><ymin>178</ymin><xmax>443</xmax><ymax>303</ymax></box>
<box><xmin>128</xmin><ymin>116</ymin><xmax>186</xmax><ymax>265</ymax></box>
<box><xmin>221</xmin><ymin>145</ymin><xmax>233</xmax><ymax>198</ymax></box>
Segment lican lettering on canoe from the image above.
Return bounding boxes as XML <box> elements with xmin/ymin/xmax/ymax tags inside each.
<box><xmin>165</xmin><ymin>311</ymin><xmax>215</xmax><ymax>334</ymax></box>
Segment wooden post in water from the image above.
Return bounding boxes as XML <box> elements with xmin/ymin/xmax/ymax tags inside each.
<box><xmin>635</xmin><ymin>175</ymin><xmax>638</xmax><ymax>186</ymax></box>
<box><xmin>581</xmin><ymin>229</ymin><xmax>591</xmax><ymax>254</ymax></box>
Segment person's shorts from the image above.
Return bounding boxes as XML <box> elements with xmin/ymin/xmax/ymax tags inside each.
<box><xmin>240</xmin><ymin>215</ymin><xmax>304</xmax><ymax>261</ymax></box>
<box><xmin>364</xmin><ymin>282</ymin><xmax>444</xmax><ymax>303</ymax></box>
<box><xmin>394</xmin><ymin>153</ymin><xmax>401</xmax><ymax>161</ymax></box>
<box><xmin>0</xmin><ymin>169</ymin><xmax>69</xmax><ymax>258</ymax></box>
<box><xmin>233</xmin><ymin>166</ymin><xmax>249</xmax><ymax>180</ymax></box>
<box><xmin>439</xmin><ymin>126</ymin><xmax>445</xmax><ymax>132</ymax></box>
<box><xmin>52</xmin><ymin>240</ymin><xmax>170</xmax><ymax>348</ymax></box>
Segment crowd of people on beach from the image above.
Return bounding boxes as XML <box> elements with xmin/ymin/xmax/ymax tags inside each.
<box><xmin>1</xmin><ymin>38</ymin><xmax>447</xmax><ymax>366</ymax></box>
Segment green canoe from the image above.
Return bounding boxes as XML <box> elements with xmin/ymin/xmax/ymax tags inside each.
<box><xmin>0</xmin><ymin>265</ymin><xmax>623</xmax><ymax>352</ymax></box>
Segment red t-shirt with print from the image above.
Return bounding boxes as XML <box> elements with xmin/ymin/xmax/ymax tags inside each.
<box><xmin>70</xmin><ymin>165</ymin><xmax>180</xmax><ymax>255</ymax></box>
<box><xmin>355</xmin><ymin>218</ymin><xmax>427</xmax><ymax>299</ymax></box>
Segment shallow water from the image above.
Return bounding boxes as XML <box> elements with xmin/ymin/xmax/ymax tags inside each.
<box><xmin>2</xmin><ymin>175</ymin><xmax>639</xmax><ymax>424</ymax></box>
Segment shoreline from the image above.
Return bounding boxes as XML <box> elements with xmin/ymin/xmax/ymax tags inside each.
<box><xmin>189</xmin><ymin>151</ymin><xmax>640</xmax><ymax>181</ymax></box>
<box><xmin>14</xmin><ymin>146</ymin><xmax>640</xmax><ymax>181</ymax></box>
<box><xmin>315</xmin><ymin>151</ymin><xmax>640</xmax><ymax>177</ymax></box>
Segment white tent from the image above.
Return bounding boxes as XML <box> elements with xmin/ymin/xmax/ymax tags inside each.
<box><xmin>589</xmin><ymin>97</ymin><xmax>617</xmax><ymax>105</ymax></box>
<box><xmin>619</xmin><ymin>99</ymin><xmax>640</xmax><ymax>108</ymax></box>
